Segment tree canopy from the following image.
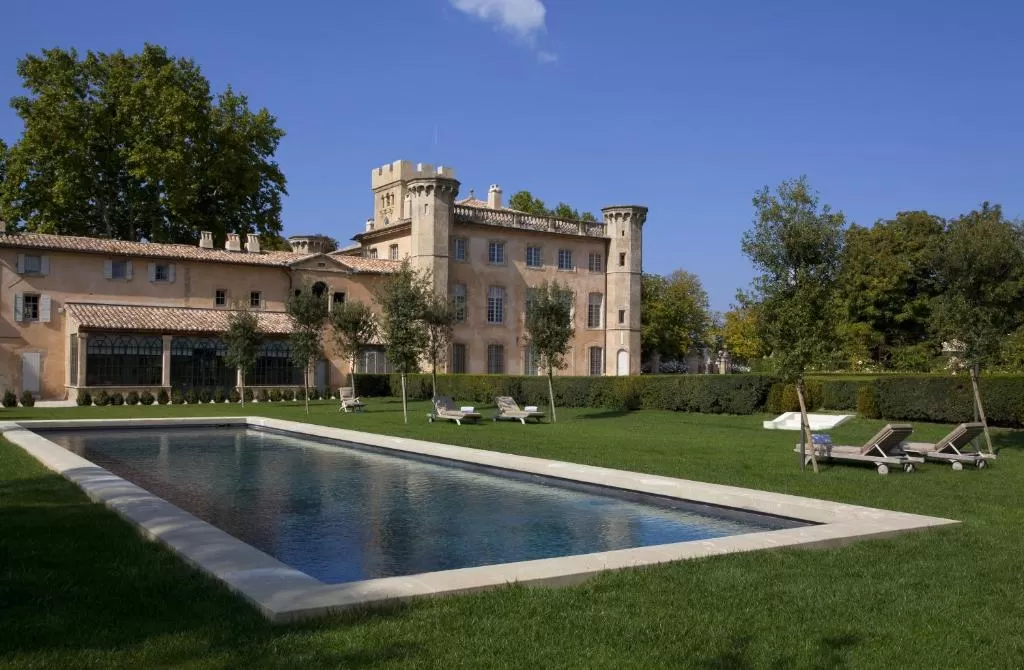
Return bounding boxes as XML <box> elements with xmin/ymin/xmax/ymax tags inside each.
<box><xmin>0</xmin><ymin>45</ymin><xmax>287</xmax><ymax>246</ymax></box>
<box><xmin>641</xmin><ymin>270</ymin><xmax>712</xmax><ymax>364</ymax></box>
<box><xmin>507</xmin><ymin>190</ymin><xmax>597</xmax><ymax>221</ymax></box>
<box><xmin>286</xmin><ymin>286</ymin><xmax>329</xmax><ymax>414</ymax></box>
<box><xmin>376</xmin><ymin>261</ymin><xmax>430</xmax><ymax>423</ymax></box>
<box><xmin>329</xmin><ymin>300</ymin><xmax>377</xmax><ymax>395</ymax></box>
<box><xmin>524</xmin><ymin>281</ymin><xmax>575</xmax><ymax>422</ymax></box>
<box><xmin>223</xmin><ymin>310</ymin><xmax>261</xmax><ymax>406</ymax></box>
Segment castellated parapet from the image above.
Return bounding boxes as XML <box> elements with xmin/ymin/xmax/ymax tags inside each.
<box><xmin>371</xmin><ymin>160</ymin><xmax>456</xmax><ymax>190</ymax></box>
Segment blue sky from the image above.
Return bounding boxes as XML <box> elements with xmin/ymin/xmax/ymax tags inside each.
<box><xmin>2</xmin><ymin>0</ymin><xmax>1022</xmax><ymax>311</ymax></box>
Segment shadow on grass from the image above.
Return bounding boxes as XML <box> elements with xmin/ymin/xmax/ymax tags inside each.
<box><xmin>576</xmin><ymin>409</ymin><xmax>632</xmax><ymax>420</ymax></box>
<box><xmin>699</xmin><ymin>632</ymin><xmax>861</xmax><ymax>669</ymax></box>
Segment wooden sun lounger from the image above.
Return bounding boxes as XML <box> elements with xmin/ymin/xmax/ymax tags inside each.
<box><xmin>493</xmin><ymin>396</ymin><xmax>545</xmax><ymax>424</ymax></box>
<box><xmin>338</xmin><ymin>388</ymin><xmax>366</xmax><ymax>413</ymax></box>
<box><xmin>902</xmin><ymin>422</ymin><xmax>994</xmax><ymax>470</ymax></box>
<box><xmin>794</xmin><ymin>423</ymin><xmax>923</xmax><ymax>475</ymax></box>
<box><xmin>428</xmin><ymin>396</ymin><xmax>482</xmax><ymax>425</ymax></box>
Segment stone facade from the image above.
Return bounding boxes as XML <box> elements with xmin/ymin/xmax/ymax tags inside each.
<box><xmin>0</xmin><ymin>159</ymin><xmax>646</xmax><ymax>399</ymax></box>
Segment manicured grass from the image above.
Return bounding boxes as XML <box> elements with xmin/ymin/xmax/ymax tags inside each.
<box><xmin>2</xmin><ymin>399</ymin><xmax>1023</xmax><ymax>668</ymax></box>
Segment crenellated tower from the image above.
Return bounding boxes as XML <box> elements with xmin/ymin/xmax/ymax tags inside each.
<box><xmin>407</xmin><ymin>168</ymin><xmax>459</xmax><ymax>294</ymax></box>
<box><xmin>602</xmin><ymin>205</ymin><xmax>647</xmax><ymax>375</ymax></box>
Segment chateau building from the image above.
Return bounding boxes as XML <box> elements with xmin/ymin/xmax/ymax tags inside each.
<box><xmin>0</xmin><ymin>160</ymin><xmax>646</xmax><ymax>400</ymax></box>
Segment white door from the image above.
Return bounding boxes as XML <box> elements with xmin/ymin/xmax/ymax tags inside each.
<box><xmin>616</xmin><ymin>350</ymin><xmax>629</xmax><ymax>376</ymax></box>
<box><xmin>22</xmin><ymin>353</ymin><xmax>41</xmax><ymax>395</ymax></box>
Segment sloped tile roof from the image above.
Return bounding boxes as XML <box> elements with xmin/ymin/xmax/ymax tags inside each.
<box><xmin>335</xmin><ymin>256</ymin><xmax>403</xmax><ymax>273</ymax></box>
<box><xmin>65</xmin><ymin>302</ymin><xmax>294</xmax><ymax>335</ymax></box>
<box><xmin>0</xmin><ymin>232</ymin><xmax>311</xmax><ymax>267</ymax></box>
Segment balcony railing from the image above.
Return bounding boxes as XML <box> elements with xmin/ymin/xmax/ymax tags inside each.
<box><xmin>453</xmin><ymin>205</ymin><xmax>607</xmax><ymax>238</ymax></box>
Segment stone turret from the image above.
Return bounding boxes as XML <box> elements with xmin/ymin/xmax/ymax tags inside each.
<box><xmin>407</xmin><ymin>169</ymin><xmax>460</xmax><ymax>293</ymax></box>
<box><xmin>602</xmin><ymin>205</ymin><xmax>647</xmax><ymax>375</ymax></box>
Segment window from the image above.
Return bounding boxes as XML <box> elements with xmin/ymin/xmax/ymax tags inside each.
<box><xmin>154</xmin><ymin>264</ymin><xmax>170</xmax><ymax>282</ymax></box>
<box><xmin>487</xmin><ymin>286</ymin><xmax>505</xmax><ymax>324</ymax></box>
<box><xmin>619</xmin><ymin>252</ymin><xmax>626</xmax><ymax>267</ymax></box>
<box><xmin>250</xmin><ymin>291</ymin><xmax>263</xmax><ymax>309</ymax></box>
<box><xmin>487</xmin><ymin>344</ymin><xmax>505</xmax><ymax>374</ymax></box>
<box><xmin>618</xmin><ymin>309</ymin><xmax>626</xmax><ymax>325</ymax></box>
<box><xmin>355</xmin><ymin>346</ymin><xmax>393</xmax><ymax>374</ymax></box>
<box><xmin>171</xmin><ymin>337</ymin><xmax>237</xmax><ymax>390</ymax></box>
<box><xmin>244</xmin><ymin>339</ymin><xmax>304</xmax><ymax>387</ymax></box>
<box><xmin>526</xmin><ymin>246</ymin><xmax>542</xmax><ymax>268</ymax></box>
<box><xmin>525</xmin><ymin>287</ymin><xmax>538</xmax><ymax>318</ymax></box>
<box><xmin>588</xmin><ymin>252</ymin><xmax>603</xmax><ymax>273</ymax></box>
<box><xmin>23</xmin><ymin>255</ymin><xmax>42</xmax><ymax>274</ymax></box>
<box><xmin>451</xmin><ymin>343</ymin><xmax>467</xmax><ymax>374</ymax></box>
<box><xmin>488</xmin><ymin>240</ymin><xmax>506</xmax><ymax>265</ymax></box>
<box><xmin>110</xmin><ymin>260</ymin><xmax>128</xmax><ymax>279</ymax></box>
<box><xmin>557</xmin><ymin>249</ymin><xmax>573</xmax><ymax>270</ymax></box>
<box><xmin>333</xmin><ymin>292</ymin><xmax>346</xmax><ymax>307</ymax></box>
<box><xmin>368</xmin><ymin>248</ymin><xmax>378</xmax><ymax>259</ymax></box>
<box><xmin>69</xmin><ymin>334</ymin><xmax>79</xmax><ymax>385</ymax></box>
<box><xmin>452</xmin><ymin>284</ymin><xmax>467</xmax><ymax>323</ymax></box>
<box><xmin>87</xmin><ymin>334</ymin><xmax>164</xmax><ymax>387</ymax></box>
<box><xmin>524</xmin><ymin>346</ymin><xmax>539</xmax><ymax>376</ymax></box>
<box><xmin>22</xmin><ymin>294</ymin><xmax>40</xmax><ymax>322</ymax></box>
<box><xmin>589</xmin><ymin>347</ymin><xmax>604</xmax><ymax>376</ymax></box>
<box><xmin>215</xmin><ymin>289</ymin><xmax>227</xmax><ymax>307</ymax></box>
<box><xmin>389</xmin><ymin>244</ymin><xmax>399</xmax><ymax>260</ymax></box>
<box><xmin>587</xmin><ymin>293</ymin><xmax>603</xmax><ymax>328</ymax></box>
<box><xmin>452</xmin><ymin>237</ymin><xmax>467</xmax><ymax>262</ymax></box>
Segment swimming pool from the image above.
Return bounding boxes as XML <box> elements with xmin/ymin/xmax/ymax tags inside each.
<box><xmin>3</xmin><ymin>417</ymin><xmax>958</xmax><ymax>621</ymax></box>
<box><xmin>39</xmin><ymin>425</ymin><xmax>806</xmax><ymax>584</ymax></box>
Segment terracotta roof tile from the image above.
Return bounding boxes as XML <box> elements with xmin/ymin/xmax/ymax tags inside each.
<box><xmin>335</xmin><ymin>256</ymin><xmax>403</xmax><ymax>273</ymax></box>
<box><xmin>0</xmin><ymin>232</ymin><xmax>310</xmax><ymax>267</ymax></box>
<box><xmin>65</xmin><ymin>302</ymin><xmax>294</xmax><ymax>335</ymax></box>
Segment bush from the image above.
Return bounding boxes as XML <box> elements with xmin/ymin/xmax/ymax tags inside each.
<box><xmin>77</xmin><ymin>391</ymin><xmax>93</xmax><ymax>407</ymax></box>
<box><xmin>243</xmin><ymin>387</ymin><xmax>254</xmax><ymax>402</ymax></box>
<box><xmin>94</xmin><ymin>390</ymin><xmax>111</xmax><ymax>407</ymax></box>
<box><xmin>282</xmin><ymin>388</ymin><xmax>294</xmax><ymax>401</ymax></box>
<box><xmin>125</xmin><ymin>391</ymin><xmax>140</xmax><ymax>406</ymax></box>
<box><xmin>873</xmin><ymin>375</ymin><xmax>1024</xmax><ymax>427</ymax></box>
<box><xmin>110</xmin><ymin>392</ymin><xmax>125</xmax><ymax>406</ymax></box>
<box><xmin>214</xmin><ymin>388</ymin><xmax>227</xmax><ymax>403</ymax></box>
<box><xmin>2</xmin><ymin>390</ymin><xmax>17</xmax><ymax>408</ymax></box>
<box><xmin>818</xmin><ymin>379</ymin><xmax>870</xmax><ymax>410</ymax></box>
<box><xmin>229</xmin><ymin>389</ymin><xmax>241</xmax><ymax>403</ymax></box>
<box><xmin>198</xmin><ymin>388</ymin><xmax>212</xmax><ymax>404</ymax></box>
<box><xmin>157</xmin><ymin>389</ymin><xmax>170</xmax><ymax>405</ymax></box>
<box><xmin>310</xmin><ymin>387</ymin><xmax>322</xmax><ymax>400</ymax></box>
<box><xmin>184</xmin><ymin>388</ymin><xmax>199</xmax><ymax>405</ymax></box>
<box><xmin>256</xmin><ymin>389</ymin><xmax>269</xmax><ymax>403</ymax></box>
<box><xmin>765</xmin><ymin>381</ymin><xmax>822</xmax><ymax>414</ymax></box>
<box><xmin>140</xmin><ymin>390</ymin><xmax>155</xmax><ymax>405</ymax></box>
<box><xmin>269</xmin><ymin>389</ymin><xmax>282</xmax><ymax>402</ymax></box>
<box><xmin>171</xmin><ymin>389</ymin><xmax>184</xmax><ymax>405</ymax></box>
<box><xmin>295</xmin><ymin>387</ymin><xmax>306</xmax><ymax>401</ymax></box>
<box><xmin>857</xmin><ymin>384</ymin><xmax>880</xmax><ymax>419</ymax></box>
<box><xmin>20</xmin><ymin>391</ymin><xmax>35</xmax><ymax>407</ymax></box>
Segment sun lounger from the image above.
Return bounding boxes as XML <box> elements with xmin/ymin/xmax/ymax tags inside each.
<box><xmin>794</xmin><ymin>423</ymin><xmax>923</xmax><ymax>475</ymax></box>
<box><xmin>428</xmin><ymin>396</ymin><xmax>482</xmax><ymax>425</ymax></box>
<box><xmin>493</xmin><ymin>396</ymin><xmax>545</xmax><ymax>424</ymax></box>
<box><xmin>338</xmin><ymin>387</ymin><xmax>366</xmax><ymax>413</ymax></box>
<box><xmin>902</xmin><ymin>422</ymin><xmax>994</xmax><ymax>470</ymax></box>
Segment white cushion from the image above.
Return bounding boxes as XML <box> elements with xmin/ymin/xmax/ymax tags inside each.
<box><xmin>525</xmin><ymin>406</ymin><xmax>539</xmax><ymax>412</ymax></box>
<box><xmin>460</xmin><ymin>406</ymin><xmax>474</xmax><ymax>413</ymax></box>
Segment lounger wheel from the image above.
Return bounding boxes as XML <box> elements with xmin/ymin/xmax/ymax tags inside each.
<box><xmin>876</xmin><ymin>464</ymin><xmax>889</xmax><ymax>475</ymax></box>
<box><xmin>952</xmin><ymin>461</ymin><xmax>964</xmax><ymax>472</ymax></box>
<box><xmin>977</xmin><ymin>459</ymin><xmax>987</xmax><ymax>469</ymax></box>
<box><xmin>902</xmin><ymin>463</ymin><xmax>915</xmax><ymax>473</ymax></box>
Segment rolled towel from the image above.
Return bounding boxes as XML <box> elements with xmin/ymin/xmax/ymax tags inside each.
<box><xmin>460</xmin><ymin>406</ymin><xmax>475</xmax><ymax>413</ymax></box>
<box><xmin>524</xmin><ymin>406</ymin><xmax>539</xmax><ymax>412</ymax></box>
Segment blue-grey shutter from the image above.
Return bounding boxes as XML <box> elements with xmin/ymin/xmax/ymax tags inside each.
<box><xmin>40</xmin><ymin>295</ymin><xmax>51</xmax><ymax>323</ymax></box>
<box><xmin>148</xmin><ymin>263</ymin><xmax>156</xmax><ymax>282</ymax></box>
<box><xmin>40</xmin><ymin>256</ymin><xmax>50</xmax><ymax>276</ymax></box>
<box><xmin>16</xmin><ymin>254</ymin><xmax>24</xmax><ymax>274</ymax></box>
<box><xmin>125</xmin><ymin>261</ymin><xmax>133</xmax><ymax>280</ymax></box>
<box><xmin>103</xmin><ymin>260</ymin><xmax>113</xmax><ymax>279</ymax></box>
<box><xmin>14</xmin><ymin>294</ymin><xmax>23</xmax><ymax>322</ymax></box>
<box><xmin>168</xmin><ymin>264</ymin><xmax>176</xmax><ymax>283</ymax></box>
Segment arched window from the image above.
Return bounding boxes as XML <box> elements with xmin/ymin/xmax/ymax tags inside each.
<box><xmin>170</xmin><ymin>337</ymin><xmax>234</xmax><ymax>390</ymax></box>
<box><xmin>85</xmin><ymin>333</ymin><xmax>163</xmax><ymax>387</ymax></box>
<box><xmin>312</xmin><ymin>281</ymin><xmax>328</xmax><ymax>298</ymax></box>
<box><xmin>246</xmin><ymin>340</ymin><xmax>303</xmax><ymax>387</ymax></box>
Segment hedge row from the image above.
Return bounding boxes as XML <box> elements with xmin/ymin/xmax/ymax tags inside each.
<box><xmin>354</xmin><ymin>374</ymin><xmax>776</xmax><ymax>414</ymax></box>
<box><xmin>874</xmin><ymin>376</ymin><xmax>1024</xmax><ymax>428</ymax></box>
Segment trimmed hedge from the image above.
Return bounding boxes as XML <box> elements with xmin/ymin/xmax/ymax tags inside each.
<box><xmin>819</xmin><ymin>379</ymin><xmax>870</xmax><ymax>410</ymax></box>
<box><xmin>874</xmin><ymin>375</ymin><xmax>1024</xmax><ymax>428</ymax></box>
<box><xmin>353</xmin><ymin>374</ymin><xmax>776</xmax><ymax>415</ymax></box>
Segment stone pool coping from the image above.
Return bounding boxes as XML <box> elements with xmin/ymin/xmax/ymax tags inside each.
<box><xmin>1</xmin><ymin>416</ymin><xmax>959</xmax><ymax>623</ymax></box>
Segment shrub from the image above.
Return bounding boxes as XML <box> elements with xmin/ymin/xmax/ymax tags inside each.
<box><xmin>309</xmin><ymin>387</ymin><xmax>321</xmax><ymax>400</ymax></box>
<box><xmin>2</xmin><ymin>390</ymin><xmax>17</xmax><ymax>408</ymax></box>
<box><xmin>269</xmin><ymin>388</ymin><xmax>282</xmax><ymax>402</ymax></box>
<box><xmin>212</xmin><ymin>388</ymin><xmax>226</xmax><ymax>403</ymax></box>
<box><xmin>873</xmin><ymin>375</ymin><xmax>1024</xmax><ymax>427</ymax></box>
<box><xmin>94</xmin><ymin>390</ymin><xmax>111</xmax><ymax>407</ymax></box>
<box><xmin>243</xmin><ymin>388</ymin><xmax>254</xmax><ymax>402</ymax></box>
<box><xmin>110</xmin><ymin>392</ymin><xmax>125</xmax><ymax>406</ymax></box>
<box><xmin>140</xmin><ymin>390</ymin><xmax>155</xmax><ymax>405</ymax></box>
<box><xmin>282</xmin><ymin>388</ymin><xmax>294</xmax><ymax>401</ymax></box>
<box><xmin>76</xmin><ymin>391</ymin><xmax>93</xmax><ymax>407</ymax></box>
<box><xmin>170</xmin><ymin>389</ymin><xmax>184</xmax><ymax>405</ymax></box>
<box><xmin>198</xmin><ymin>388</ymin><xmax>212</xmax><ymax>404</ymax></box>
<box><xmin>256</xmin><ymin>389</ymin><xmax>269</xmax><ymax>403</ymax></box>
<box><xmin>125</xmin><ymin>391</ymin><xmax>140</xmax><ymax>406</ymax></box>
<box><xmin>857</xmin><ymin>384</ymin><xmax>880</xmax><ymax>419</ymax></box>
<box><xmin>184</xmin><ymin>388</ymin><xmax>199</xmax><ymax>405</ymax></box>
<box><xmin>295</xmin><ymin>387</ymin><xmax>306</xmax><ymax>401</ymax></box>
<box><xmin>19</xmin><ymin>391</ymin><xmax>35</xmax><ymax>407</ymax></box>
<box><xmin>818</xmin><ymin>379</ymin><xmax>870</xmax><ymax>410</ymax></box>
<box><xmin>228</xmin><ymin>389</ymin><xmax>241</xmax><ymax>403</ymax></box>
<box><xmin>157</xmin><ymin>389</ymin><xmax>170</xmax><ymax>405</ymax></box>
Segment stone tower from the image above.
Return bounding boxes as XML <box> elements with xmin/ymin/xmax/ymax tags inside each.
<box><xmin>602</xmin><ymin>205</ymin><xmax>648</xmax><ymax>375</ymax></box>
<box><xmin>407</xmin><ymin>166</ymin><xmax>459</xmax><ymax>294</ymax></box>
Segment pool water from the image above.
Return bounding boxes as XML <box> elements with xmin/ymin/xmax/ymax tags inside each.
<box><xmin>42</xmin><ymin>426</ymin><xmax>806</xmax><ymax>584</ymax></box>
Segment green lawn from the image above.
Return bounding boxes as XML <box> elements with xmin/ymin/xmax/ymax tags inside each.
<box><xmin>2</xmin><ymin>399</ymin><xmax>1023</xmax><ymax>669</ymax></box>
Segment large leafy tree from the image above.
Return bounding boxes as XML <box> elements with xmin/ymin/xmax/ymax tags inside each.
<box><xmin>641</xmin><ymin>270</ymin><xmax>713</xmax><ymax>367</ymax></box>
<box><xmin>329</xmin><ymin>300</ymin><xmax>377</xmax><ymax>398</ymax></box>
<box><xmin>286</xmin><ymin>286</ymin><xmax>329</xmax><ymax>415</ymax></box>
<box><xmin>742</xmin><ymin>177</ymin><xmax>846</xmax><ymax>473</ymax></box>
<box><xmin>223</xmin><ymin>310</ymin><xmax>261</xmax><ymax>407</ymax></box>
<box><xmin>422</xmin><ymin>292</ymin><xmax>456</xmax><ymax>399</ymax></box>
<box><xmin>0</xmin><ymin>45</ymin><xmax>287</xmax><ymax>246</ymax></box>
<box><xmin>930</xmin><ymin>203</ymin><xmax>1024</xmax><ymax>455</ymax></box>
<box><xmin>377</xmin><ymin>261</ymin><xmax>430</xmax><ymax>424</ymax></box>
<box><xmin>837</xmin><ymin>211</ymin><xmax>944</xmax><ymax>369</ymax></box>
<box><xmin>722</xmin><ymin>293</ymin><xmax>768</xmax><ymax>363</ymax></box>
<box><xmin>524</xmin><ymin>281</ymin><xmax>575</xmax><ymax>423</ymax></box>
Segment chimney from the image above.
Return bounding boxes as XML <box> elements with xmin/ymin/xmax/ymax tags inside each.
<box><xmin>366</xmin><ymin>218</ymin><xmax>375</xmax><ymax>232</ymax></box>
<box><xmin>225</xmin><ymin>233</ymin><xmax>241</xmax><ymax>252</ymax></box>
<box><xmin>488</xmin><ymin>184</ymin><xmax>503</xmax><ymax>209</ymax></box>
<box><xmin>199</xmin><ymin>231</ymin><xmax>214</xmax><ymax>249</ymax></box>
<box><xmin>245</xmin><ymin>235</ymin><xmax>261</xmax><ymax>254</ymax></box>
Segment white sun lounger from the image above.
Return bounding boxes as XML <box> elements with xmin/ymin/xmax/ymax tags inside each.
<box><xmin>338</xmin><ymin>387</ymin><xmax>366</xmax><ymax>413</ymax></box>
<box><xmin>493</xmin><ymin>396</ymin><xmax>545</xmax><ymax>424</ymax></box>
<box><xmin>902</xmin><ymin>422</ymin><xmax>994</xmax><ymax>470</ymax></box>
<box><xmin>428</xmin><ymin>396</ymin><xmax>482</xmax><ymax>425</ymax></box>
<box><xmin>794</xmin><ymin>423</ymin><xmax>923</xmax><ymax>475</ymax></box>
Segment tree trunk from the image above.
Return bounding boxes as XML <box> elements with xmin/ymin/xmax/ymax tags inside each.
<box><xmin>970</xmin><ymin>364</ymin><xmax>994</xmax><ymax>455</ymax></box>
<box><xmin>239</xmin><ymin>374</ymin><xmax>245</xmax><ymax>408</ymax></box>
<box><xmin>304</xmin><ymin>367</ymin><xmax>310</xmax><ymax>415</ymax></box>
<box><xmin>431</xmin><ymin>361</ymin><xmax>438</xmax><ymax>400</ymax></box>
<box><xmin>350</xmin><ymin>355</ymin><xmax>358</xmax><ymax>398</ymax></box>
<box><xmin>401</xmin><ymin>373</ymin><xmax>409</xmax><ymax>424</ymax></box>
<box><xmin>796</xmin><ymin>380</ymin><xmax>818</xmax><ymax>473</ymax></box>
<box><xmin>547</xmin><ymin>368</ymin><xmax>557</xmax><ymax>424</ymax></box>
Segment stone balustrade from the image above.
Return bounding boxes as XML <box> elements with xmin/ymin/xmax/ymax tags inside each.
<box><xmin>453</xmin><ymin>205</ymin><xmax>608</xmax><ymax>238</ymax></box>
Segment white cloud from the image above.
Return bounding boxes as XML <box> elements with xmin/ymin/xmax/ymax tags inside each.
<box><xmin>537</xmin><ymin>51</ymin><xmax>558</xmax><ymax>64</ymax></box>
<box><xmin>449</xmin><ymin>0</ymin><xmax>548</xmax><ymax>43</ymax></box>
